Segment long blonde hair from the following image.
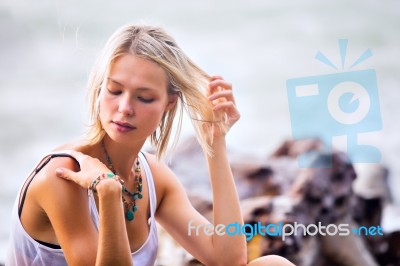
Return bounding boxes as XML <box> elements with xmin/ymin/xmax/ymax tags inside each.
<box><xmin>86</xmin><ymin>24</ymin><xmax>224</xmax><ymax>158</ymax></box>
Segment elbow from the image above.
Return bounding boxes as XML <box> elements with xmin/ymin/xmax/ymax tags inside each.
<box><xmin>234</xmin><ymin>260</ymin><xmax>248</xmax><ymax>266</ymax></box>
<box><xmin>232</xmin><ymin>249</ymin><xmax>248</xmax><ymax>266</ymax></box>
<box><xmin>210</xmin><ymin>255</ymin><xmax>247</xmax><ymax>266</ymax></box>
<box><xmin>231</xmin><ymin>253</ymin><xmax>248</xmax><ymax>266</ymax></box>
<box><xmin>237</xmin><ymin>256</ymin><xmax>248</xmax><ymax>266</ymax></box>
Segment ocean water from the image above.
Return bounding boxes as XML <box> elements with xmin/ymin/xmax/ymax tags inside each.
<box><xmin>1</xmin><ymin>0</ymin><xmax>399</xmax><ymax>262</ymax></box>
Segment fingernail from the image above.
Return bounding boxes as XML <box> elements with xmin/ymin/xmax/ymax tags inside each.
<box><xmin>55</xmin><ymin>168</ymin><xmax>64</xmax><ymax>177</ymax></box>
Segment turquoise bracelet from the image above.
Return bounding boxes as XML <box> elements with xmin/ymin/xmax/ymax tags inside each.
<box><xmin>88</xmin><ymin>172</ymin><xmax>124</xmax><ymax>193</ymax></box>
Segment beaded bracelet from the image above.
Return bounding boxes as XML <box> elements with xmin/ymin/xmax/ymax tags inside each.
<box><xmin>88</xmin><ymin>172</ymin><xmax>124</xmax><ymax>193</ymax></box>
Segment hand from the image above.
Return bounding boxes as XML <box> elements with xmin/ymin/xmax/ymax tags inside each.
<box><xmin>55</xmin><ymin>150</ymin><xmax>115</xmax><ymax>190</ymax></box>
<box><xmin>208</xmin><ymin>75</ymin><xmax>240</xmax><ymax>138</ymax></box>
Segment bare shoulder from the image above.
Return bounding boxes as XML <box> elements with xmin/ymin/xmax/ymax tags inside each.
<box><xmin>20</xmin><ymin>141</ymin><xmax>98</xmax><ymax>254</ymax></box>
<box><xmin>141</xmin><ymin>152</ymin><xmax>183</xmax><ymax>209</ymax></box>
<box><xmin>52</xmin><ymin>138</ymin><xmax>93</xmax><ymax>154</ymax></box>
<box><xmin>28</xmin><ymin>140</ymin><xmax>92</xmax><ymax>206</ymax></box>
<box><xmin>29</xmin><ymin>153</ymin><xmax>82</xmax><ymax>204</ymax></box>
<box><xmin>34</xmin><ymin>139</ymin><xmax>87</xmax><ymax>185</ymax></box>
<box><xmin>141</xmin><ymin>152</ymin><xmax>174</xmax><ymax>187</ymax></box>
<box><xmin>141</xmin><ymin>152</ymin><xmax>178</xmax><ymax>184</ymax></box>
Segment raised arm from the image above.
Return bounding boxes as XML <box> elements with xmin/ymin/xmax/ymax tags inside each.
<box><xmin>155</xmin><ymin>75</ymin><xmax>247</xmax><ymax>265</ymax></box>
<box><xmin>205</xmin><ymin>75</ymin><xmax>246</xmax><ymax>262</ymax></box>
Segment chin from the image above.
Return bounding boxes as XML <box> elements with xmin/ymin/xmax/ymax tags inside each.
<box><xmin>107</xmin><ymin>132</ymin><xmax>132</xmax><ymax>144</ymax></box>
<box><xmin>106</xmin><ymin>130</ymin><xmax>147</xmax><ymax>147</ymax></box>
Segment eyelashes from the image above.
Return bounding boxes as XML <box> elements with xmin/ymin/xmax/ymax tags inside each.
<box><xmin>107</xmin><ymin>88</ymin><xmax>122</xmax><ymax>95</ymax></box>
<box><xmin>106</xmin><ymin>89</ymin><xmax>154</xmax><ymax>103</ymax></box>
<box><xmin>137</xmin><ymin>96</ymin><xmax>154</xmax><ymax>103</ymax></box>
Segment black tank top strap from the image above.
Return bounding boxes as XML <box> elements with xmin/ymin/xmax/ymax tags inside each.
<box><xmin>34</xmin><ymin>238</ymin><xmax>62</xmax><ymax>249</ymax></box>
<box><xmin>18</xmin><ymin>153</ymin><xmax>80</xmax><ymax>218</ymax></box>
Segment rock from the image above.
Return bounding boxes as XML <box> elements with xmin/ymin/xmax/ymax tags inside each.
<box><xmin>270</xmin><ymin>139</ymin><xmax>323</xmax><ymax>158</ymax></box>
<box><xmin>353</xmin><ymin>163</ymin><xmax>391</xmax><ymax>202</ymax></box>
<box><xmin>240</xmin><ymin>196</ymin><xmax>301</xmax><ymax>264</ymax></box>
<box><xmin>289</xmin><ymin>152</ymin><xmax>356</xmax><ymax>225</ymax></box>
<box><xmin>318</xmin><ymin>216</ymin><xmax>379</xmax><ymax>266</ymax></box>
<box><xmin>156</xmin><ymin>137</ymin><xmax>400</xmax><ymax>265</ymax></box>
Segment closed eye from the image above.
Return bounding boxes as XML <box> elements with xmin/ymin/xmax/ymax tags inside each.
<box><xmin>107</xmin><ymin>88</ymin><xmax>122</xmax><ymax>96</ymax></box>
<box><xmin>138</xmin><ymin>96</ymin><xmax>154</xmax><ymax>103</ymax></box>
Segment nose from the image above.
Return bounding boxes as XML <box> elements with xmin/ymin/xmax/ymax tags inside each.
<box><xmin>118</xmin><ymin>95</ymin><xmax>134</xmax><ymax>116</ymax></box>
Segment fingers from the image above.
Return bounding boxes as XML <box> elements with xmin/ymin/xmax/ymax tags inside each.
<box><xmin>55</xmin><ymin>168</ymin><xmax>74</xmax><ymax>180</ymax></box>
<box><xmin>208</xmin><ymin>75</ymin><xmax>240</xmax><ymax>129</ymax></box>
<box><xmin>55</xmin><ymin>152</ymin><xmax>110</xmax><ymax>189</ymax></box>
<box><xmin>208</xmin><ymin>75</ymin><xmax>235</xmax><ymax>103</ymax></box>
<box><xmin>55</xmin><ymin>168</ymin><xmax>88</xmax><ymax>188</ymax></box>
<box><xmin>208</xmin><ymin>76</ymin><xmax>235</xmax><ymax>104</ymax></box>
<box><xmin>209</xmin><ymin>78</ymin><xmax>232</xmax><ymax>94</ymax></box>
<box><xmin>213</xmin><ymin>101</ymin><xmax>240</xmax><ymax>122</ymax></box>
<box><xmin>210</xmin><ymin>75</ymin><xmax>223</xmax><ymax>81</ymax></box>
<box><xmin>68</xmin><ymin>150</ymin><xmax>88</xmax><ymax>165</ymax></box>
<box><xmin>212</xmin><ymin>101</ymin><xmax>235</xmax><ymax>111</ymax></box>
<box><xmin>68</xmin><ymin>151</ymin><xmax>109</xmax><ymax>172</ymax></box>
<box><xmin>208</xmin><ymin>90</ymin><xmax>234</xmax><ymax>103</ymax></box>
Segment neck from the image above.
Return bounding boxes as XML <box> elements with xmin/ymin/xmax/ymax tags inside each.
<box><xmin>101</xmin><ymin>136</ymin><xmax>143</xmax><ymax>180</ymax></box>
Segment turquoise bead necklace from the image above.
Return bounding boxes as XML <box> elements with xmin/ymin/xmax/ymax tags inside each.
<box><xmin>101</xmin><ymin>140</ymin><xmax>143</xmax><ymax>221</ymax></box>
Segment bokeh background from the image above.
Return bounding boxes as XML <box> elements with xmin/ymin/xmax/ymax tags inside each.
<box><xmin>1</xmin><ymin>0</ymin><xmax>399</xmax><ymax>262</ymax></box>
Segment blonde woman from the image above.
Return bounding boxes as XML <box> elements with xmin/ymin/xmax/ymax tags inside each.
<box><xmin>7</xmin><ymin>24</ymin><xmax>295</xmax><ymax>266</ymax></box>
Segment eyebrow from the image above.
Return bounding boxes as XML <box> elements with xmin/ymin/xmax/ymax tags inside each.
<box><xmin>107</xmin><ymin>77</ymin><xmax>156</xmax><ymax>92</ymax></box>
<box><xmin>107</xmin><ymin>77</ymin><xmax>124</xmax><ymax>86</ymax></box>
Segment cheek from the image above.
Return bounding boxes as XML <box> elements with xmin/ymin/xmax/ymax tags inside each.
<box><xmin>98</xmin><ymin>98</ymin><xmax>115</xmax><ymax>126</ymax></box>
<box><xmin>99</xmin><ymin>96</ymin><xmax>116</xmax><ymax>114</ymax></box>
<box><xmin>141</xmin><ymin>105</ymin><xmax>166</xmax><ymax>122</ymax></box>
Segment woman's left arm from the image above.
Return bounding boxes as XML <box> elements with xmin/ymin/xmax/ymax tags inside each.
<box><xmin>204</xmin><ymin>75</ymin><xmax>247</xmax><ymax>264</ymax></box>
<box><xmin>155</xmin><ymin>76</ymin><xmax>246</xmax><ymax>266</ymax></box>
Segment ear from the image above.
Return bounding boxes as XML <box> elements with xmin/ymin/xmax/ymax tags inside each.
<box><xmin>165</xmin><ymin>93</ymin><xmax>178</xmax><ymax>112</ymax></box>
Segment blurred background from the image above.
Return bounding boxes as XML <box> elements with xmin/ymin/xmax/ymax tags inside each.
<box><xmin>1</xmin><ymin>0</ymin><xmax>399</xmax><ymax>264</ymax></box>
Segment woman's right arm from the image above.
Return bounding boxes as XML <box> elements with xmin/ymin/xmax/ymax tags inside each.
<box><xmin>37</xmin><ymin>151</ymin><xmax>132</xmax><ymax>265</ymax></box>
<box><xmin>92</xmin><ymin>176</ymin><xmax>132</xmax><ymax>265</ymax></box>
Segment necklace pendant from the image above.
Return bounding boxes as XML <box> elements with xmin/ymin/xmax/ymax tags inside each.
<box><xmin>125</xmin><ymin>209</ymin><xmax>134</xmax><ymax>221</ymax></box>
<box><xmin>101</xmin><ymin>139</ymin><xmax>143</xmax><ymax>222</ymax></box>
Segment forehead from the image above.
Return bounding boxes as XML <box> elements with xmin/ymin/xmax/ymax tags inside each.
<box><xmin>109</xmin><ymin>53</ymin><xmax>168</xmax><ymax>91</ymax></box>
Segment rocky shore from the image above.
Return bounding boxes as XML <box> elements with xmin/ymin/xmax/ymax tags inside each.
<box><xmin>156</xmin><ymin>137</ymin><xmax>400</xmax><ymax>266</ymax></box>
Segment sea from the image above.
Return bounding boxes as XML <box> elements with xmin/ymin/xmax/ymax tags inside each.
<box><xmin>1</xmin><ymin>0</ymin><xmax>399</xmax><ymax>262</ymax></box>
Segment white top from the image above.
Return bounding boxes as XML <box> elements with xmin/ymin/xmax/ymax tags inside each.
<box><xmin>6</xmin><ymin>151</ymin><xmax>158</xmax><ymax>266</ymax></box>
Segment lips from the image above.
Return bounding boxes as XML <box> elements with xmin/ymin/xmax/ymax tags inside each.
<box><xmin>112</xmin><ymin>121</ymin><xmax>136</xmax><ymax>133</ymax></box>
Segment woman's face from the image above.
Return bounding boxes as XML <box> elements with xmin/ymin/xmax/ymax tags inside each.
<box><xmin>99</xmin><ymin>53</ymin><xmax>176</xmax><ymax>145</ymax></box>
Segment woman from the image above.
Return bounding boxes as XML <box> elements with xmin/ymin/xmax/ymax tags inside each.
<box><xmin>7</xmin><ymin>24</ymin><xmax>295</xmax><ymax>266</ymax></box>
